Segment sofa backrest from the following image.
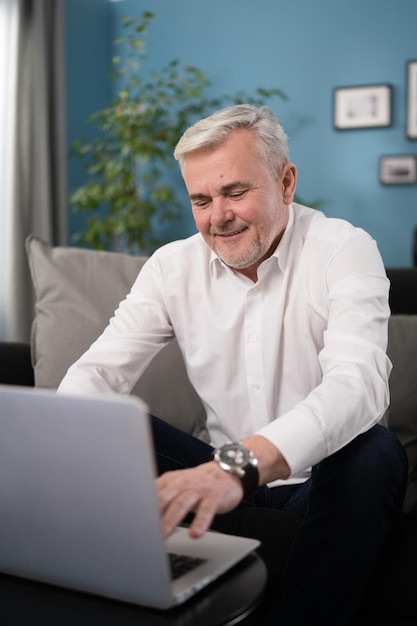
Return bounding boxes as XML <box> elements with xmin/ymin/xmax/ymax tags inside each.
<box><xmin>26</xmin><ymin>236</ymin><xmax>208</xmax><ymax>442</ymax></box>
<box><xmin>386</xmin><ymin>267</ymin><xmax>417</xmax><ymax>314</ymax></box>
<box><xmin>385</xmin><ymin>268</ymin><xmax>417</xmax><ymax>511</ymax></box>
<box><xmin>385</xmin><ymin>314</ymin><xmax>417</xmax><ymax>512</ymax></box>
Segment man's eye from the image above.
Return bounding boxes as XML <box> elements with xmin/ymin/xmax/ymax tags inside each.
<box><xmin>193</xmin><ymin>200</ymin><xmax>210</xmax><ymax>209</ymax></box>
<box><xmin>230</xmin><ymin>190</ymin><xmax>246</xmax><ymax>199</ymax></box>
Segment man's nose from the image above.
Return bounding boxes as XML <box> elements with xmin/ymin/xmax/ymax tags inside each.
<box><xmin>210</xmin><ymin>198</ymin><xmax>234</xmax><ymax>227</ymax></box>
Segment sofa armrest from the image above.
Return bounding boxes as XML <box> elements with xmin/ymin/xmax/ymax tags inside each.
<box><xmin>0</xmin><ymin>342</ymin><xmax>34</xmax><ymax>387</ymax></box>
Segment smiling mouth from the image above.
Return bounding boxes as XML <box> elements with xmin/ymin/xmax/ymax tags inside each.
<box><xmin>214</xmin><ymin>226</ymin><xmax>248</xmax><ymax>238</ymax></box>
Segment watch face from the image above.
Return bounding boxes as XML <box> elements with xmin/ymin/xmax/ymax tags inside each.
<box><xmin>218</xmin><ymin>443</ymin><xmax>250</xmax><ymax>469</ymax></box>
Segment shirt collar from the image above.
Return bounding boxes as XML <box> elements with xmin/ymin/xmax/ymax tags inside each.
<box><xmin>273</xmin><ymin>202</ymin><xmax>295</xmax><ymax>273</ymax></box>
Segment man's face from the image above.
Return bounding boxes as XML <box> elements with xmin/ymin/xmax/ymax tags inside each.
<box><xmin>182</xmin><ymin>129</ymin><xmax>297</xmax><ymax>281</ymax></box>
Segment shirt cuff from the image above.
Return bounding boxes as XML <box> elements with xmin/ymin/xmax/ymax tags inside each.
<box><xmin>256</xmin><ymin>411</ymin><xmax>327</xmax><ymax>479</ymax></box>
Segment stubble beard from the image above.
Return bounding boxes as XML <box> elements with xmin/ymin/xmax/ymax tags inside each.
<box><xmin>213</xmin><ymin>235</ymin><xmax>265</xmax><ymax>270</ymax></box>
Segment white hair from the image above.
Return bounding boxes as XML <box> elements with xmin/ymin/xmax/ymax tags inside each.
<box><xmin>174</xmin><ymin>104</ymin><xmax>290</xmax><ymax>177</ymax></box>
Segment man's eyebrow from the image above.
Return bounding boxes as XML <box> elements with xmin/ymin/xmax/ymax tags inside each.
<box><xmin>220</xmin><ymin>181</ymin><xmax>250</xmax><ymax>194</ymax></box>
<box><xmin>189</xmin><ymin>182</ymin><xmax>251</xmax><ymax>201</ymax></box>
<box><xmin>189</xmin><ymin>193</ymin><xmax>210</xmax><ymax>202</ymax></box>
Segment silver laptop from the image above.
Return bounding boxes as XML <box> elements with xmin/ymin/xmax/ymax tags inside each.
<box><xmin>0</xmin><ymin>384</ymin><xmax>259</xmax><ymax>609</ymax></box>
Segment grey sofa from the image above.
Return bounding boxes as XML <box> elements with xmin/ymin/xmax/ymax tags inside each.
<box><xmin>1</xmin><ymin>235</ymin><xmax>416</xmax><ymax>624</ymax></box>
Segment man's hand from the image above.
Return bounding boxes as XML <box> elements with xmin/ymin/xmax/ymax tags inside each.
<box><xmin>157</xmin><ymin>461</ymin><xmax>244</xmax><ymax>538</ymax></box>
<box><xmin>156</xmin><ymin>434</ymin><xmax>291</xmax><ymax>539</ymax></box>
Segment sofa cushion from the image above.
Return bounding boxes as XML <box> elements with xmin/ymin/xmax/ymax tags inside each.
<box><xmin>25</xmin><ymin>235</ymin><xmax>208</xmax><ymax>441</ymax></box>
<box><xmin>386</xmin><ymin>315</ymin><xmax>417</xmax><ymax>512</ymax></box>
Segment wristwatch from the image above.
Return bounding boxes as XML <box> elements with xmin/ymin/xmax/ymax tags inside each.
<box><xmin>212</xmin><ymin>442</ymin><xmax>259</xmax><ymax>499</ymax></box>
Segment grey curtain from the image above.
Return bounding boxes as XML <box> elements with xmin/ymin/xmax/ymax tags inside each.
<box><xmin>3</xmin><ymin>0</ymin><xmax>67</xmax><ymax>341</ymax></box>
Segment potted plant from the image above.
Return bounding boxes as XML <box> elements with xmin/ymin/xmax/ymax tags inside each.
<box><xmin>70</xmin><ymin>11</ymin><xmax>287</xmax><ymax>254</ymax></box>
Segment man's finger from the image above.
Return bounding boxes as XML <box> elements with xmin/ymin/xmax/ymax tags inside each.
<box><xmin>187</xmin><ymin>496</ymin><xmax>218</xmax><ymax>538</ymax></box>
<box><xmin>160</xmin><ymin>489</ymin><xmax>200</xmax><ymax>537</ymax></box>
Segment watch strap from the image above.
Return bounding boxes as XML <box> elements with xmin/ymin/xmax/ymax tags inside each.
<box><xmin>239</xmin><ymin>461</ymin><xmax>259</xmax><ymax>499</ymax></box>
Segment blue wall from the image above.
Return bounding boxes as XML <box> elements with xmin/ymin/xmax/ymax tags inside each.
<box><xmin>65</xmin><ymin>0</ymin><xmax>417</xmax><ymax>266</ymax></box>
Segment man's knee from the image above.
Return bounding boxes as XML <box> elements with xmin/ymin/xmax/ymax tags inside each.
<box><xmin>355</xmin><ymin>425</ymin><xmax>408</xmax><ymax>481</ymax></box>
<box><xmin>314</xmin><ymin>424</ymin><xmax>408</xmax><ymax>511</ymax></box>
<box><xmin>338</xmin><ymin>425</ymin><xmax>407</xmax><ymax>511</ymax></box>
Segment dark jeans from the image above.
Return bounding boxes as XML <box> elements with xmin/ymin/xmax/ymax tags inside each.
<box><xmin>151</xmin><ymin>416</ymin><xmax>408</xmax><ymax>626</ymax></box>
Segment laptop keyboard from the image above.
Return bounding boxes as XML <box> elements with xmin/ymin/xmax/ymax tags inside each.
<box><xmin>168</xmin><ymin>553</ymin><xmax>207</xmax><ymax>580</ymax></box>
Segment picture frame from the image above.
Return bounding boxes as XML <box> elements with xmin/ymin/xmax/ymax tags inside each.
<box><xmin>380</xmin><ymin>155</ymin><xmax>417</xmax><ymax>185</ymax></box>
<box><xmin>406</xmin><ymin>60</ymin><xmax>417</xmax><ymax>139</ymax></box>
<box><xmin>333</xmin><ymin>84</ymin><xmax>392</xmax><ymax>130</ymax></box>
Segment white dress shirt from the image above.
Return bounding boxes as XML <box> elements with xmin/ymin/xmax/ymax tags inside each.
<box><xmin>58</xmin><ymin>204</ymin><xmax>391</xmax><ymax>484</ymax></box>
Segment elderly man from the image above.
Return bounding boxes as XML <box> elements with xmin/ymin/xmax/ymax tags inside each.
<box><xmin>59</xmin><ymin>105</ymin><xmax>407</xmax><ymax>625</ymax></box>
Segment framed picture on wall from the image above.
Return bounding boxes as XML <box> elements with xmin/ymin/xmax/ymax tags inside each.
<box><xmin>380</xmin><ymin>155</ymin><xmax>417</xmax><ymax>185</ymax></box>
<box><xmin>333</xmin><ymin>84</ymin><xmax>392</xmax><ymax>130</ymax></box>
<box><xmin>406</xmin><ymin>60</ymin><xmax>417</xmax><ymax>139</ymax></box>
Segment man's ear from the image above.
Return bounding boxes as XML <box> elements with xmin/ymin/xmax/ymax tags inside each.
<box><xmin>281</xmin><ymin>163</ymin><xmax>297</xmax><ymax>205</ymax></box>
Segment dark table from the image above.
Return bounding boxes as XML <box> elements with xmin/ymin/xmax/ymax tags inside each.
<box><xmin>0</xmin><ymin>553</ymin><xmax>267</xmax><ymax>626</ymax></box>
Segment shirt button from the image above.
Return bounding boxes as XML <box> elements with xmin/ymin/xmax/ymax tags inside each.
<box><xmin>248</xmin><ymin>335</ymin><xmax>257</xmax><ymax>343</ymax></box>
<box><xmin>252</xmin><ymin>383</ymin><xmax>261</xmax><ymax>391</ymax></box>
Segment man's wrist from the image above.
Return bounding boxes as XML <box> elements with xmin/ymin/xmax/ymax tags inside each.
<box><xmin>211</xmin><ymin>442</ymin><xmax>259</xmax><ymax>499</ymax></box>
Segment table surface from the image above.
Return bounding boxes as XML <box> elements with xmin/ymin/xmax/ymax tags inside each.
<box><xmin>0</xmin><ymin>552</ymin><xmax>267</xmax><ymax>626</ymax></box>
